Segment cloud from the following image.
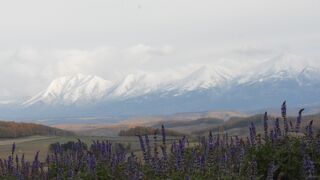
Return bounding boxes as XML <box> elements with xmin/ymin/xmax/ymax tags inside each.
<box><xmin>0</xmin><ymin>44</ymin><xmax>317</xmax><ymax>101</ymax></box>
<box><xmin>126</xmin><ymin>44</ymin><xmax>174</xmax><ymax>63</ymax></box>
<box><xmin>0</xmin><ymin>45</ymin><xmax>176</xmax><ymax>100</ymax></box>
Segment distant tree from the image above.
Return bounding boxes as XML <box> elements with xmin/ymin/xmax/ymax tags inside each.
<box><xmin>118</xmin><ymin>126</ymin><xmax>184</xmax><ymax>136</ymax></box>
<box><xmin>49</xmin><ymin>141</ymin><xmax>88</xmax><ymax>153</ymax></box>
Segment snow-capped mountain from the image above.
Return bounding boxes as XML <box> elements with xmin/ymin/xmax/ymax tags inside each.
<box><xmin>106</xmin><ymin>72</ymin><xmax>161</xmax><ymax>100</ymax></box>
<box><xmin>1</xmin><ymin>56</ymin><xmax>320</xmax><ymax>119</ymax></box>
<box><xmin>22</xmin><ymin>74</ymin><xmax>113</xmax><ymax>106</ymax></box>
<box><xmin>237</xmin><ymin>54</ymin><xmax>319</xmax><ymax>84</ymax></box>
<box><xmin>165</xmin><ymin>65</ymin><xmax>232</xmax><ymax>93</ymax></box>
<box><xmin>22</xmin><ymin>65</ymin><xmax>233</xmax><ymax>106</ymax></box>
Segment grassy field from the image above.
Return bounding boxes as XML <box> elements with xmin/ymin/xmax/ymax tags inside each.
<box><xmin>0</xmin><ymin>135</ymin><xmax>136</xmax><ymax>161</ymax></box>
<box><xmin>0</xmin><ymin>135</ymin><xmax>179</xmax><ymax>161</ymax></box>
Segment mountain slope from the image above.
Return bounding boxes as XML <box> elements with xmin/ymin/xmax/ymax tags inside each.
<box><xmin>2</xmin><ymin>56</ymin><xmax>320</xmax><ymax>119</ymax></box>
<box><xmin>0</xmin><ymin>121</ymin><xmax>73</xmax><ymax>138</ymax></box>
<box><xmin>22</xmin><ymin>65</ymin><xmax>233</xmax><ymax>107</ymax></box>
<box><xmin>22</xmin><ymin>74</ymin><xmax>113</xmax><ymax>106</ymax></box>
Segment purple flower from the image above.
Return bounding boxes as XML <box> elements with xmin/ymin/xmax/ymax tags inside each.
<box><xmin>87</xmin><ymin>154</ymin><xmax>96</xmax><ymax>172</ymax></box>
<box><xmin>153</xmin><ymin>130</ymin><xmax>159</xmax><ymax>159</ymax></box>
<box><xmin>11</xmin><ymin>143</ymin><xmax>16</xmax><ymax>155</ymax></box>
<box><xmin>303</xmin><ymin>155</ymin><xmax>315</xmax><ymax>178</ymax></box>
<box><xmin>161</xmin><ymin>125</ymin><xmax>168</xmax><ymax>162</ymax></box>
<box><xmin>263</xmin><ymin>112</ymin><xmax>268</xmax><ymax>140</ymax></box>
<box><xmin>275</xmin><ymin>118</ymin><xmax>281</xmax><ymax>137</ymax></box>
<box><xmin>15</xmin><ymin>154</ymin><xmax>19</xmax><ymax>170</ymax></box>
<box><xmin>281</xmin><ymin>101</ymin><xmax>289</xmax><ymax>134</ymax></box>
<box><xmin>250</xmin><ymin>159</ymin><xmax>257</xmax><ymax>180</ymax></box>
<box><xmin>200</xmin><ymin>155</ymin><xmax>205</xmax><ymax>172</ymax></box>
<box><xmin>306</xmin><ymin>120</ymin><xmax>314</xmax><ymax>138</ymax></box>
<box><xmin>267</xmin><ymin>161</ymin><xmax>276</xmax><ymax>180</ymax></box>
<box><xmin>144</xmin><ymin>134</ymin><xmax>151</xmax><ymax>164</ymax></box>
<box><xmin>295</xmin><ymin>108</ymin><xmax>305</xmax><ymax>132</ymax></box>
<box><xmin>249</xmin><ymin>122</ymin><xmax>256</xmax><ymax>146</ymax></box>
<box><xmin>138</xmin><ymin>135</ymin><xmax>148</xmax><ymax>163</ymax></box>
<box><xmin>281</xmin><ymin>101</ymin><xmax>287</xmax><ymax>118</ymax></box>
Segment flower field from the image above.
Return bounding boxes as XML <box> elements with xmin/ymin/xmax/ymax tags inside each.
<box><xmin>0</xmin><ymin>102</ymin><xmax>319</xmax><ymax>179</ymax></box>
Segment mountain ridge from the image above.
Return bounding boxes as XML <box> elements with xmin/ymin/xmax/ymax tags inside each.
<box><xmin>0</xmin><ymin>57</ymin><xmax>319</xmax><ymax>120</ymax></box>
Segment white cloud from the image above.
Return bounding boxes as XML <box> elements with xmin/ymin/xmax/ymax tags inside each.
<box><xmin>0</xmin><ymin>44</ymin><xmax>318</xmax><ymax>101</ymax></box>
<box><xmin>0</xmin><ymin>0</ymin><xmax>318</xmax><ymax>100</ymax></box>
<box><xmin>0</xmin><ymin>45</ymin><xmax>178</xmax><ymax>100</ymax></box>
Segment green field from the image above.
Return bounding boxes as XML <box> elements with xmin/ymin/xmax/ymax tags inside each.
<box><xmin>0</xmin><ymin>135</ymin><xmax>179</xmax><ymax>161</ymax></box>
<box><xmin>0</xmin><ymin>135</ymin><xmax>138</xmax><ymax>161</ymax></box>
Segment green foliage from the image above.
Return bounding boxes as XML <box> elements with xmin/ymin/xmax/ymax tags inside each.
<box><xmin>242</xmin><ymin>135</ymin><xmax>320</xmax><ymax>180</ymax></box>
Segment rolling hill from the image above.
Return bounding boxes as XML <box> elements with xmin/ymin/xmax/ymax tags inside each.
<box><xmin>0</xmin><ymin>121</ymin><xmax>73</xmax><ymax>138</ymax></box>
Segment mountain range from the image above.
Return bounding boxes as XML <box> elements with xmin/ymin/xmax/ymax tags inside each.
<box><xmin>0</xmin><ymin>54</ymin><xmax>320</xmax><ymax>121</ymax></box>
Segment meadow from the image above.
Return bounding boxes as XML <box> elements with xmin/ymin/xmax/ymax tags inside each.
<box><xmin>0</xmin><ymin>136</ymin><xmax>140</xmax><ymax>161</ymax></box>
<box><xmin>0</xmin><ymin>102</ymin><xmax>318</xmax><ymax>179</ymax></box>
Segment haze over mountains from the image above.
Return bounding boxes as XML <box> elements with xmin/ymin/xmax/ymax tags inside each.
<box><xmin>0</xmin><ymin>55</ymin><xmax>319</xmax><ymax>120</ymax></box>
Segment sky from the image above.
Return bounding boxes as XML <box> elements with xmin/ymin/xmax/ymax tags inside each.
<box><xmin>0</xmin><ymin>0</ymin><xmax>319</xmax><ymax>101</ymax></box>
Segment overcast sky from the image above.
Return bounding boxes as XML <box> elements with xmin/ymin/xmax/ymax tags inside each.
<box><xmin>0</xmin><ymin>0</ymin><xmax>319</xmax><ymax>101</ymax></box>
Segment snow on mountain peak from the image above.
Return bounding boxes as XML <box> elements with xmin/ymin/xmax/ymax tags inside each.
<box><xmin>22</xmin><ymin>57</ymin><xmax>320</xmax><ymax>107</ymax></box>
<box><xmin>166</xmin><ymin>65</ymin><xmax>232</xmax><ymax>92</ymax></box>
<box><xmin>238</xmin><ymin>54</ymin><xmax>319</xmax><ymax>84</ymax></box>
<box><xmin>23</xmin><ymin>74</ymin><xmax>113</xmax><ymax>106</ymax></box>
<box><xmin>108</xmin><ymin>72</ymin><xmax>164</xmax><ymax>99</ymax></box>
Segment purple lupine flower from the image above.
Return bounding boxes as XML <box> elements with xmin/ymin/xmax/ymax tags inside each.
<box><xmin>161</xmin><ymin>124</ymin><xmax>166</xmax><ymax>146</ymax></box>
<box><xmin>153</xmin><ymin>130</ymin><xmax>159</xmax><ymax>159</ymax></box>
<box><xmin>303</xmin><ymin>155</ymin><xmax>315</xmax><ymax>178</ymax></box>
<box><xmin>266</xmin><ymin>161</ymin><xmax>276</xmax><ymax>180</ymax></box>
<box><xmin>295</xmin><ymin>108</ymin><xmax>305</xmax><ymax>132</ymax></box>
<box><xmin>7</xmin><ymin>155</ymin><xmax>13</xmax><ymax>172</ymax></box>
<box><xmin>281</xmin><ymin>101</ymin><xmax>287</xmax><ymax>117</ymax></box>
<box><xmin>249</xmin><ymin>122</ymin><xmax>256</xmax><ymax>146</ymax></box>
<box><xmin>57</xmin><ymin>167</ymin><xmax>64</xmax><ymax>180</ymax></box>
<box><xmin>250</xmin><ymin>159</ymin><xmax>257</xmax><ymax>180</ymax></box>
<box><xmin>32</xmin><ymin>151</ymin><xmax>40</xmax><ymax>175</ymax></box>
<box><xmin>281</xmin><ymin>101</ymin><xmax>289</xmax><ymax>134</ymax></box>
<box><xmin>225</xmin><ymin>132</ymin><xmax>229</xmax><ymax>147</ymax></box>
<box><xmin>275</xmin><ymin>118</ymin><xmax>281</xmax><ymax>137</ymax></box>
<box><xmin>161</xmin><ymin>125</ymin><xmax>168</xmax><ymax>163</ymax></box>
<box><xmin>87</xmin><ymin>154</ymin><xmax>96</xmax><ymax>172</ymax></box>
<box><xmin>263</xmin><ymin>112</ymin><xmax>268</xmax><ymax>140</ymax></box>
<box><xmin>200</xmin><ymin>155</ymin><xmax>205</xmax><ymax>172</ymax></box>
<box><xmin>144</xmin><ymin>134</ymin><xmax>151</xmax><ymax>164</ymax></box>
<box><xmin>316</xmin><ymin>133</ymin><xmax>320</xmax><ymax>154</ymax></box>
<box><xmin>239</xmin><ymin>146</ymin><xmax>245</xmax><ymax>163</ymax></box>
<box><xmin>222</xmin><ymin>152</ymin><xmax>228</xmax><ymax>173</ymax></box>
<box><xmin>21</xmin><ymin>153</ymin><xmax>25</xmax><ymax>168</ymax></box>
<box><xmin>306</xmin><ymin>120</ymin><xmax>314</xmax><ymax>138</ymax></box>
<box><xmin>15</xmin><ymin>154</ymin><xmax>19</xmax><ymax>171</ymax></box>
<box><xmin>11</xmin><ymin>143</ymin><xmax>16</xmax><ymax>155</ymax></box>
<box><xmin>179</xmin><ymin>139</ymin><xmax>185</xmax><ymax>168</ymax></box>
<box><xmin>138</xmin><ymin>135</ymin><xmax>147</xmax><ymax>163</ymax></box>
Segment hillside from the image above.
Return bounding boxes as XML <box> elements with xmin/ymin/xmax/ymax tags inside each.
<box><xmin>192</xmin><ymin>113</ymin><xmax>320</xmax><ymax>136</ymax></box>
<box><xmin>0</xmin><ymin>121</ymin><xmax>73</xmax><ymax>138</ymax></box>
